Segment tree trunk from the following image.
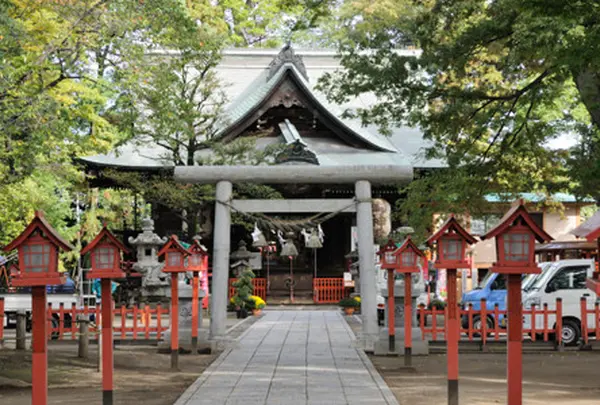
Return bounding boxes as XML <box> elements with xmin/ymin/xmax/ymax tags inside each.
<box><xmin>574</xmin><ymin>67</ymin><xmax>600</xmax><ymax>129</ymax></box>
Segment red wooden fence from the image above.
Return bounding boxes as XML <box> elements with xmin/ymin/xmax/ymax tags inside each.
<box><xmin>580</xmin><ymin>297</ymin><xmax>600</xmax><ymax>345</ymax></box>
<box><xmin>313</xmin><ymin>278</ymin><xmax>346</xmax><ymax>304</ymax></box>
<box><xmin>46</xmin><ymin>303</ymin><xmax>169</xmax><ymax>341</ymax></box>
<box><xmin>228</xmin><ymin>278</ymin><xmax>267</xmax><ymax>301</ymax></box>
<box><xmin>418</xmin><ymin>298</ymin><xmax>563</xmax><ymax>345</ymax></box>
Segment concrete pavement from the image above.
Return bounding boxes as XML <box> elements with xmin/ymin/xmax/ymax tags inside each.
<box><xmin>174</xmin><ymin>310</ymin><xmax>399</xmax><ymax>405</ymax></box>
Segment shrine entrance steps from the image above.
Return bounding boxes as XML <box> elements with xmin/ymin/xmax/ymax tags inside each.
<box><xmin>174</xmin><ymin>310</ymin><xmax>398</xmax><ymax>405</ymax></box>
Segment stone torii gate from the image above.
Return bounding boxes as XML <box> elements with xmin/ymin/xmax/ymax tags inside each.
<box><xmin>175</xmin><ymin>164</ymin><xmax>412</xmax><ymax>350</ymax></box>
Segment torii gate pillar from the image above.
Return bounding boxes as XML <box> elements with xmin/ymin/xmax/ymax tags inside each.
<box><xmin>355</xmin><ymin>180</ymin><xmax>378</xmax><ymax>350</ymax></box>
<box><xmin>210</xmin><ymin>181</ymin><xmax>232</xmax><ymax>342</ymax></box>
<box><xmin>175</xmin><ymin>164</ymin><xmax>412</xmax><ymax>350</ymax></box>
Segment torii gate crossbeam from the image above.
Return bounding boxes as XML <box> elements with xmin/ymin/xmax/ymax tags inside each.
<box><xmin>174</xmin><ymin>165</ymin><xmax>412</xmax><ymax>351</ymax></box>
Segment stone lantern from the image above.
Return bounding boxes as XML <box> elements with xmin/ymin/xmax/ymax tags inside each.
<box><xmin>128</xmin><ymin>217</ymin><xmax>168</xmax><ymax>301</ymax></box>
<box><xmin>481</xmin><ymin>200</ymin><xmax>552</xmax><ymax>405</ymax></box>
<box><xmin>230</xmin><ymin>240</ymin><xmax>253</xmax><ymax>277</ymax></box>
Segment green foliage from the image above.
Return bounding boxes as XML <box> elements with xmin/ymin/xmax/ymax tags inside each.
<box><xmin>187</xmin><ymin>0</ymin><xmax>337</xmax><ymax>47</ymax></box>
<box><xmin>338</xmin><ymin>297</ymin><xmax>360</xmax><ymax>308</ymax></box>
<box><xmin>232</xmin><ymin>266</ymin><xmax>255</xmax><ymax>310</ymax></box>
<box><xmin>319</xmin><ymin>0</ymin><xmax>600</xmax><ymax>236</ymax></box>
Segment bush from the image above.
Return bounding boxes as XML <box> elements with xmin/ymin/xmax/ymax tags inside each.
<box><xmin>232</xmin><ymin>266</ymin><xmax>255</xmax><ymax>311</ymax></box>
<box><xmin>428</xmin><ymin>298</ymin><xmax>446</xmax><ymax>309</ymax></box>
<box><xmin>339</xmin><ymin>297</ymin><xmax>360</xmax><ymax>308</ymax></box>
<box><xmin>247</xmin><ymin>295</ymin><xmax>266</xmax><ymax>310</ymax></box>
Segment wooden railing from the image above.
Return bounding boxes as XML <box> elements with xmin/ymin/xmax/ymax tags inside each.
<box><xmin>228</xmin><ymin>278</ymin><xmax>267</xmax><ymax>301</ymax></box>
<box><xmin>417</xmin><ymin>298</ymin><xmax>563</xmax><ymax>346</ymax></box>
<box><xmin>313</xmin><ymin>278</ymin><xmax>346</xmax><ymax>304</ymax></box>
<box><xmin>46</xmin><ymin>303</ymin><xmax>169</xmax><ymax>341</ymax></box>
<box><xmin>580</xmin><ymin>297</ymin><xmax>600</xmax><ymax>345</ymax></box>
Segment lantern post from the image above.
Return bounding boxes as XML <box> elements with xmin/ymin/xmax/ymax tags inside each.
<box><xmin>482</xmin><ymin>200</ymin><xmax>552</xmax><ymax>405</ymax></box>
<box><xmin>3</xmin><ymin>211</ymin><xmax>74</xmax><ymax>405</ymax></box>
<box><xmin>158</xmin><ymin>235</ymin><xmax>191</xmax><ymax>370</ymax></box>
<box><xmin>426</xmin><ymin>215</ymin><xmax>477</xmax><ymax>405</ymax></box>
<box><xmin>391</xmin><ymin>236</ymin><xmax>425</xmax><ymax>367</ymax></box>
<box><xmin>378</xmin><ymin>240</ymin><xmax>399</xmax><ymax>353</ymax></box>
<box><xmin>188</xmin><ymin>235</ymin><xmax>208</xmax><ymax>353</ymax></box>
<box><xmin>81</xmin><ymin>226</ymin><xmax>128</xmax><ymax>405</ymax></box>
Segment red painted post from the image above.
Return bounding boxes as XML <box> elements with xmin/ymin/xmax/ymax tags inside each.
<box><xmin>481</xmin><ymin>299</ymin><xmax>487</xmax><ymax>348</ymax></box>
<box><xmin>156</xmin><ymin>304</ymin><xmax>163</xmax><ymax>340</ymax></box>
<box><xmin>32</xmin><ymin>286</ymin><xmax>48</xmax><ymax>405</ymax></box>
<box><xmin>446</xmin><ymin>268</ymin><xmax>459</xmax><ymax>405</ymax></box>
<box><xmin>580</xmin><ymin>298</ymin><xmax>588</xmax><ymax>345</ymax></box>
<box><xmin>404</xmin><ymin>275</ymin><xmax>412</xmax><ymax>366</ymax></box>
<box><xmin>0</xmin><ymin>297</ymin><xmax>4</xmax><ymax>346</ymax></box>
<box><xmin>101</xmin><ymin>279</ymin><xmax>114</xmax><ymax>405</ymax></box>
<box><xmin>171</xmin><ymin>273</ymin><xmax>179</xmax><ymax>370</ymax></box>
<box><xmin>192</xmin><ymin>271</ymin><xmax>199</xmax><ymax>353</ymax></box>
<box><xmin>507</xmin><ymin>274</ymin><xmax>522</xmax><ymax>405</ymax></box>
<box><xmin>71</xmin><ymin>303</ymin><xmax>77</xmax><ymax>340</ymax></box>
<box><xmin>387</xmin><ymin>268</ymin><xmax>395</xmax><ymax>352</ymax></box>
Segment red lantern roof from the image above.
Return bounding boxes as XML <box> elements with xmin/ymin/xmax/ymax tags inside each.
<box><xmin>377</xmin><ymin>239</ymin><xmax>399</xmax><ymax>270</ymax></box>
<box><xmin>189</xmin><ymin>238</ymin><xmax>208</xmax><ymax>256</ymax></box>
<box><xmin>4</xmin><ymin>211</ymin><xmax>74</xmax><ymax>253</ymax></box>
<box><xmin>3</xmin><ymin>211</ymin><xmax>73</xmax><ymax>286</ymax></box>
<box><xmin>158</xmin><ymin>235</ymin><xmax>191</xmax><ymax>273</ymax></box>
<box><xmin>81</xmin><ymin>225</ymin><xmax>129</xmax><ymax>256</ymax></box>
<box><xmin>571</xmin><ymin>210</ymin><xmax>600</xmax><ymax>242</ymax></box>
<box><xmin>392</xmin><ymin>235</ymin><xmax>425</xmax><ymax>273</ymax></box>
<box><xmin>82</xmin><ymin>226</ymin><xmax>129</xmax><ymax>279</ymax></box>
<box><xmin>482</xmin><ymin>199</ymin><xmax>553</xmax><ymax>243</ymax></box>
<box><xmin>158</xmin><ymin>235</ymin><xmax>191</xmax><ymax>257</ymax></box>
<box><xmin>426</xmin><ymin>215</ymin><xmax>477</xmax><ymax>246</ymax></box>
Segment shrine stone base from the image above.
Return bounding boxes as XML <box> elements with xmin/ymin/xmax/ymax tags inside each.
<box><xmin>373</xmin><ymin>293</ymin><xmax>429</xmax><ymax>356</ymax></box>
<box><xmin>163</xmin><ymin>281</ymin><xmax>206</xmax><ymax>348</ymax></box>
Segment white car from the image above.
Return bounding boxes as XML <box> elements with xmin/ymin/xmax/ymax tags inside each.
<box><xmin>522</xmin><ymin>259</ymin><xmax>596</xmax><ymax>346</ymax></box>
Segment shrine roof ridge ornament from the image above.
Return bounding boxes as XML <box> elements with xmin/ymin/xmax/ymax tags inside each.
<box><xmin>267</xmin><ymin>44</ymin><xmax>309</xmax><ymax>82</ymax></box>
<box><xmin>174</xmin><ymin>164</ymin><xmax>412</xmax><ymax>185</ymax></box>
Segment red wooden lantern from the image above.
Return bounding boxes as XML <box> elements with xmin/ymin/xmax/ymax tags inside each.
<box><xmin>426</xmin><ymin>215</ymin><xmax>477</xmax><ymax>269</ymax></box>
<box><xmin>187</xmin><ymin>237</ymin><xmax>208</xmax><ymax>272</ymax></box>
<box><xmin>3</xmin><ymin>211</ymin><xmax>74</xmax><ymax>286</ymax></box>
<box><xmin>81</xmin><ymin>226</ymin><xmax>129</xmax><ymax>279</ymax></box>
<box><xmin>482</xmin><ymin>199</ymin><xmax>553</xmax><ymax>405</ymax></box>
<box><xmin>158</xmin><ymin>235</ymin><xmax>190</xmax><ymax>273</ymax></box>
<box><xmin>482</xmin><ymin>200</ymin><xmax>553</xmax><ymax>274</ymax></box>
<box><xmin>392</xmin><ymin>235</ymin><xmax>425</xmax><ymax>273</ymax></box>
<box><xmin>377</xmin><ymin>239</ymin><xmax>399</xmax><ymax>269</ymax></box>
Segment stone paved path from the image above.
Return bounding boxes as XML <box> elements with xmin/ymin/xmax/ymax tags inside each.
<box><xmin>175</xmin><ymin>310</ymin><xmax>399</xmax><ymax>405</ymax></box>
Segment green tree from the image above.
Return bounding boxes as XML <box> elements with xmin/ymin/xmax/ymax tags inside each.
<box><xmin>318</xmin><ymin>0</ymin><xmax>600</xmax><ymax>237</ymax></box>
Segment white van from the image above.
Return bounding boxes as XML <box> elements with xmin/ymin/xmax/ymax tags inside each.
<box><xmin>522</xmin><ymin>259</ymin><xmax>597</xmax><ymax>346</ymax></box>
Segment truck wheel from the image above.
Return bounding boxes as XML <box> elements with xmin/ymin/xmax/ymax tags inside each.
<box><xmin>472</xmin><ymin>315</ymin><xmax>494</xmax><ymax>337</ymax></box>
<box><xmin>560</xmin><ymin>319</ymin><xmax>580</xmax><ymax>346</ymax></box>
<box><xmin>50</xmin><ymin>316</ymin><xmax>59</xmax><ymax>340</ymax></box>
